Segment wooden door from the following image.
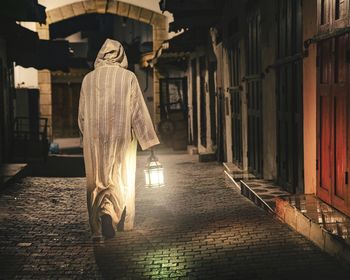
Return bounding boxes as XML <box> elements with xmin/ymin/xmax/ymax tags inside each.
<box><xmin>246</xmin><ymin>12</ymin><xmax>263</xmax><ymax>176</ymax></box>
<box><xmin>209</xmin><ymin>61</ymin><xmax>217</xmax><ymax>147</ymax></box>
<box><xmin>0</xmin><ymin>59</ymin><xmax>4</xmax><ymax>163</ymax></box>
<box><xmin>229</xmin><ymin>46</ymin><xmax>243</xmax><ymax>167</ymax></box>
<box><xmin>215</xmin><ymin>45</ymin><xmax>225</xmax><ymax>162</ymax></box>
<box><xmin>276</xmin><ymin>0</ymin><xmax>304</xmax><ymax>193</ymax></box>
<box><xmin>217</xmin><ymin>87</ymin><xmax>225</xmax><ymax>162</ymax></box>
<box><xmin>159</xmin><ymin>78</ymin><xmax>188</xmax><ymax>150</ymax></box>
<box><xmin>191</xmin><ymin>59</ymin><xmax>198</xmax><ymax>146</ymax></box>
<box><xmin>317</xmin><ymin>35</ymin><xmax>349</xmax><ymax>215</ymax></box>
<box><xmin>52</xmin><ymin>83</ymin><xmax>81</xmax><ymax>138</ymax></box>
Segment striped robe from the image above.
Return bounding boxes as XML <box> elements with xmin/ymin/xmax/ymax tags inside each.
<box><xmin>78</xmin><ymin>39</ymin><xmax>159</xmax><ymax>237</ymax></box>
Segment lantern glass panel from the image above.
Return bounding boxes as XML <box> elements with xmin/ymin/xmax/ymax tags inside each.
<box><xmin>149</xmin><ymin>168</ymin><xmax>164</xmax><ymax>186</ymax></box>
<box><xmin>144</xmin><ymin>170</ymin><xmax>150</xmax><ymax>186</ymax></box>
<box><xmin>144</xmin><ymin>151</ymin><xmax>164</xmax><ymax>188</ymax></box>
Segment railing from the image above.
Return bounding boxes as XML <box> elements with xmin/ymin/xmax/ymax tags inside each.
<box><xmin>12</xmin><ymin>117</ymin><xmax>49</xmax><ymax>162</ymax></box>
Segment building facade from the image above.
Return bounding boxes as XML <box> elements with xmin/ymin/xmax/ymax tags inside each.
<box><xmin>160</xmin><ymin>0</ymin><xmax>350</xmax><ymax>216</ymax></box>
<box><xmin>0</xmin><ymin>38</ymin><xmax>12</xmax><ymax>164</ymax></box>
<box><xmin>1</xmin><ymin>0</ymin><xmax>48</xmax><ymax>163</ymax></box>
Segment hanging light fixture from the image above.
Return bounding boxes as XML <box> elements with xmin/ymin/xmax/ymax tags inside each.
<box><xmin>144</xmin><ymin>150</ymin><xmax>164</xmax><ymax>188</ymax></box>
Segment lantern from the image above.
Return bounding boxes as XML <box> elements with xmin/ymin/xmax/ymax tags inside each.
<box><xmin>144</xmin><ymin>150</ymin><xmax>164</xmax><ymax>188</ymax></box>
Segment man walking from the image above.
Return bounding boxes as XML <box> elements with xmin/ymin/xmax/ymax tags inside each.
<box><xmin>78</xmin><ymin>39</ymin><xmax>159</xmax><ymax>240</ymax></box>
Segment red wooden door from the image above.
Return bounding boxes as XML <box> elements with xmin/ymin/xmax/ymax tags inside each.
<box><xmin>333</xmin><ymin>35</ymin><xmax>348</xmax><ymax>213</ymax></box>
<box><xmin>317</xmin><ymin>34</ymin><xmax>349</xmax><ymax>215</ymax></box>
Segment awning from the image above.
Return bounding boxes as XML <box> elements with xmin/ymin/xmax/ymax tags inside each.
<box><xmin>0</xmin><ymin>21</ymin><xmax>39</xmax><ymax>49</ymax></box>
<box><xmin>143</xmin><ymin>29</ymin><xmax>207</xmax><ymax>69</ymax></box>
<box><xmin>160</xmin><ymin>0</ymin><xmax>219</xmax><ymax>13</ymax></box>
<box><xmin>10</xmin><ymin>39</ymin><xmax>71</xmax><ymax>72</ymax></box>
<box><xmin>159</xmin><ymin>0</ymin><xmax>224</xmax><ymax>32</ymax></box>
<box><xmin>1</xmin><ymin>0</ymin><xmax>46</xmax><ymax>24</ymax></box>
<box><xmin>169</xmin><ymin>15</ymin><xmax>221</xmax><ymax>32</ymax></box>
<box><xmin>2</xmin><ymin>22</ymin><xmax>70</xmax><ymax>71</ymax></box>
<box><xmin>164</xmin><ymin>29</ymin><xmax>208</xmax><ymax>53</ymax></box>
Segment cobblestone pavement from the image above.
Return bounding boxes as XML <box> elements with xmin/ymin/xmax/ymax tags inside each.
<box><xmin>0</xmin><ymin>152</ymin><xmax>349</xmax><ymax>279</ymax></box>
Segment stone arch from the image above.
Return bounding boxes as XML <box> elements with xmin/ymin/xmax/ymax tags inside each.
<box><xmin>37</xmin><ymin>0</ymin><xmax>168</xmax><ymax>138</ymax></box>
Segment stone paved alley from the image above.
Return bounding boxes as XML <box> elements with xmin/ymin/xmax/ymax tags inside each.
<box><xmin>0</xmin><ymin>152</ymin><xmax>349</xmax><ymax>279</ymax></box>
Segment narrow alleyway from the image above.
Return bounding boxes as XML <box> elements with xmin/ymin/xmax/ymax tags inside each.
<box><xmin>0</xmin><ymin>152</ymin><xmax>349</xmax><ymax>279</ymax></box>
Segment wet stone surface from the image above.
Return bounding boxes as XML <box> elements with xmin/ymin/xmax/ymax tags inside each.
<box><xmin>0</xmin><ymin>153</ymin><xmax>349</xmax><ymax>279</ymax></box>
<box><xmin>285</xmin><ymin>194</ymin><xmax>350</xmax><ymax>240</ymax></box>
<box><xmin>240</xmin><ymin>179</ymin><xmax>291</xmax><ymax>210</ymax></box>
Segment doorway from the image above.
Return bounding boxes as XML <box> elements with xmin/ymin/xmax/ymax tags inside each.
<box><xmin>208</xmin><ymin>61</ymin><xmax>217</xmax><ymax>148</ymax></box>
<box><xmin>191</xmin><ymin>59</ymin><xmax>198</xmax><ymax>146</ymax></box>
<box><xmin>229</xmin><ymin>46</ymin><xmax>243</xmax><ymax>167</ymax></box>
<box><xmin>52</xmin><ymin>83</ymin><xmax>81</xmax><ymax>138</ymax></box>
<box><xmin>276</xmin><ymin>0</ymin><xmax>304</xmax><ymax>193</ymax></box>
<box><xmin>246</xmin><ymin>12</ymin><xmax>263</xmax><ymax>176</ymax></box>
<box><xmin>317</xmin><ymin>35</ymin><xmax>349</xmax><ymax>215</ymax></box>
<box><xmin>199</xmin><ymin>56</ymin><xmax>207</xmax><ymax>148</ymax></box>
<box><xmin>0</xmin><ymin>60</ymin><xmax>4</xmax><ymax>163</ymax></box>
<box><xmin>159</xmin><ymin>77</ymin><xmax>188</xmax><ymax>150</ymax></box>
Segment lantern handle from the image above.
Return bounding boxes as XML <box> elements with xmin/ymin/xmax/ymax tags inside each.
<box><xmin>149</xmin><ymin>148</ymin><xmax>158</xmax><ymax>161</ymax></box>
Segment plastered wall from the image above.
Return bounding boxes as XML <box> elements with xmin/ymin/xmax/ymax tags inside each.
<box><xmin>303</xmin><ymin>0</ymin><xmax>318</xmax><ymax>194</ymax></box>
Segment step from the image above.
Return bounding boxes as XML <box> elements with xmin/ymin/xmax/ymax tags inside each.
<box><xmin>223</xmin><ymin>162</ymin><xmax>255</xmax><ymax>180</ymax></box>
<box><xmin>198</xmin><ymin>153</ymin><xmax>216</xmax><ymax>162</ymax></box>
<box><xmin>223</xmin><ymin>163</ymin><xmax>350</xmax><ymax>265</ymax></box>
<box><xmin>276</xmin><ymin>194</ymin><xmax>350</xmax><ymax>264</ymax></box>
<box><xmin>240</xmin><ymin>179</ymin><xmax>290</xmax><ymax>212</ymax></box>
<box><xmin>223</xmin><ymin>162</ymin><xmax>255</xmax><ymax>192</ymax></box>
<box><xmin>0</xmin><ymin>164</ymin><xmax>28</xmax><ymax>188</ymax></box>
<box><xmin>187</xmin><ymin>145</ymin><xmax>198</xmax><ymax>155</ymax></box>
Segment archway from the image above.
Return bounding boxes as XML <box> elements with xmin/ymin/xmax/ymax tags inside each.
<box><xmin>36</xmin><ymin>0</ymin><xmax>168</xmax><ymax>138</ymax></box>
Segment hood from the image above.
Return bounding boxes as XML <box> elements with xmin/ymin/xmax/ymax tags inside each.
<box><xmin>94</xmin><ymin>39</ymin><xmax>128</xmax><ymax>69</ymax></box>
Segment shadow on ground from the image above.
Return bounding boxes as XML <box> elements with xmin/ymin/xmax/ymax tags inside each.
<box><xmin>26</xmin><ymin>146</ymin><xmax>181</xmax><ymax>178</ymax></box>
<box><xmin>27</xmin><ymin>155</ymin><xmax>85</xmax><ymax>177</ymax></box>
<box><xmin>91</xmin><ymin>232</ymin><xmax>348</xmax><ymax>280</ymax></box>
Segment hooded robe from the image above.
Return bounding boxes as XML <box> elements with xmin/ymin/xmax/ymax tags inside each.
<box><xmin>78</xmin><ymin>39</ymin><xmax>159</xmax><ymax>237</ymax></box>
